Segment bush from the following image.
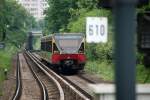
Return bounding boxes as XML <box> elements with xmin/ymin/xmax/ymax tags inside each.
<box><xmin>67</xmin><ymin>8</ymin><xmax>111</xmax><ymax>33</ymax></box>
<box><xmin>85</xmin><ymin>43</ymin><xmax>98</xmax><ymax>60</ymax></box>
<box><xmin>95</xmin><ymin>42</ymin><xmax>113</xmax><ymax>63</ymax></box>
<box><xmin>85</xmin><ymin>61</ymin><xmax>114</xmax><ymax>81</ymax></box>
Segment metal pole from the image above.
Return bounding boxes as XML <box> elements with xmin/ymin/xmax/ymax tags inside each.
<box><xmin>114</xmin><ymin>0</ymin><xmax>137</xmax><ymax>100</ymax></box>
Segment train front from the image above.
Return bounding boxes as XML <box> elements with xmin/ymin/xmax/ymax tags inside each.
<box><xmin>52</xmin><ymin>33</ymin><xmax>86</xmax><ymax>72</ymax></box>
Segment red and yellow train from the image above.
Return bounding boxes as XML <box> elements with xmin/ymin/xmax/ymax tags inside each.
<box><xmin>41</xmin><ymin>33</ymin><xmax>86</xmax><ymax>73</ymax></box>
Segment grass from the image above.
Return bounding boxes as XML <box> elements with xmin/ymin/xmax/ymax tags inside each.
<box><xmin>85</xmin><ymin>60</ymin><xmax>150</xmax><ymax>83</ymax></box>
<box><xmin>0</xmin><ymin>69</ymin><xmax>5</xmax><ymax>96</ymax></box>
<box><xmin>0</xmin><ymin>44</ymin><xmax>18</xmax><ymax>69</ymax></box>
<box><xmin>85</xmin><ymin>61</ymin><xmax>114</xmax><ymax>81</ymax></box>
<box><xmin>0</xmin><ymin>44</ymin><xmax>18</xmax><ymax>95</ymax></box>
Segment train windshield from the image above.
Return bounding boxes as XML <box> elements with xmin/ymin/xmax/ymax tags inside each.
<box><xmin>54</xmin><ymin>35</ymin><xmax>83</xmax><ymax>53</ymax></box>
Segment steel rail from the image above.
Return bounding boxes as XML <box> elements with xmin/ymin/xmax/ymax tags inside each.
<box><xmin>12</xmin><ymin>53</ymin><xmax>22</xmax><ymax>100</ymax></box>
<box><xmin>26</xmin><ymin>51</ymin><xmax>65</xmax><ymax>100</ymax></box>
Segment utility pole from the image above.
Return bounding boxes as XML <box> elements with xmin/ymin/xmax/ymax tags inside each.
<box><xmin>114</xmin><ymin>0</ymin><xmax>137</xmax><ymax>100</ymax></box>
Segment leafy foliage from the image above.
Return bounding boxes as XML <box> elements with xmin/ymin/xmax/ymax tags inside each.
<box><xmin>76</xmin><ymin>0</ymin><xmax>99</xmax><ymax>9</ymax></box>
<box><xmin>0</xmin><ymin>0</ymin><xmax>36</xmax><ymax>48</ymax></box>
<box><xmin>0</xmin><ymin>1</ymin><xmax>36</xmax><ymax>91</ymax></box>
<box><xmin>45</xmin><ymin>0</ymin><xmax>77</xmax><ymax>33</ymax></box>
<box><xmin>86</xmin><ymin>61</ymin><xmax>114</xmax><ymax>81</ymax></box>
<box><xmin>67</xmin><ymin>9</ymin><xmax>111</xmax><ymax>32</ymax></box>
<box><xmin>0</xmin><ymin>0</ymin><xmax>6</xmax><ymax>41</ymax></box>
<box><xmin>95</xmin><ymin>42</ymin><xmax>113</xmax><ymax>62</ymax></box>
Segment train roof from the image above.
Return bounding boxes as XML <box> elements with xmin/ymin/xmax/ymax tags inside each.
<box><xmin>54</xmin><ymin>33</ymin><xmax>84</xmax><ymax>39</ymax></box>
<box><xmin>41</xmin><ymin>33</ymin><xmax>84</xmax><ymax>42</ymax></box>
<box><xmin>54</xmin><ymin>33</ymin><xmax>84</xmax><ymax>35</ymax></box>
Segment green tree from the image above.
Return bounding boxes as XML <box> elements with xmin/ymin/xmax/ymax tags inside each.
<box><xmin>45</xmin><ymin>0</ymin><xmax>77</xmax><ymax>33</ymax></box>
<box><xmin>0</xmin><ymin>0</ymin><xmax>6</xmax><ymax>41</ymax></box>
<box><xmin>0</xmin><ymin>0</ymin><xmax>36</xmax><ymax>48</ymax></box>
<box><xmin>77</xmin><ymin>0</ymin><xmax>98</xmax><ymax>9</ymax></box>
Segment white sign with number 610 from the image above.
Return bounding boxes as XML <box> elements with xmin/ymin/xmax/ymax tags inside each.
<box><xmin>86</xmin><ymin>17</ymin><xmax>108</xmax><ymax>43</ymax></box>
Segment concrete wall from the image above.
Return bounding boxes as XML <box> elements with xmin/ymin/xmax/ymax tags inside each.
<box><xmin>89</xmin><ymin>84</ymin><xmax>150</xmax><ymax>100</ymax></box>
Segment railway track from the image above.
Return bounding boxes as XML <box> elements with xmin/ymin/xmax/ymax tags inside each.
<box><xmin>25</xmin><ymin>53</ymin><xmax>64</xmax><ymax>100</ymax></box>
<box><xmin>13</xmin><ymin>51</ymin><xmax>93</xmax><ymax>100</ymax></box>
<box><xmin>12</xmin><ymin>53</ymin><xmax>64</xmax><ymax>100</ymax></box>
<box><xmin>27</xmin><ymin>51</ymin><xmax>93</xmax><ymax>100</ymax></box>
<box><xmin>12</xmin><ymin>53</ymin><xmax>47</xmax><ymax>100</ymax></box>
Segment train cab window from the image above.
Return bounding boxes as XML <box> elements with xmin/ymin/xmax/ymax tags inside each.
<box><xmin>79</xmin><ymin>43</ymin><xmax>84</xmax><ymax>53</ymax></box>
<box><xmin>53</xmin><ymin>43</ymin><xmax>59</xmax><ymax>54</ymax></box>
